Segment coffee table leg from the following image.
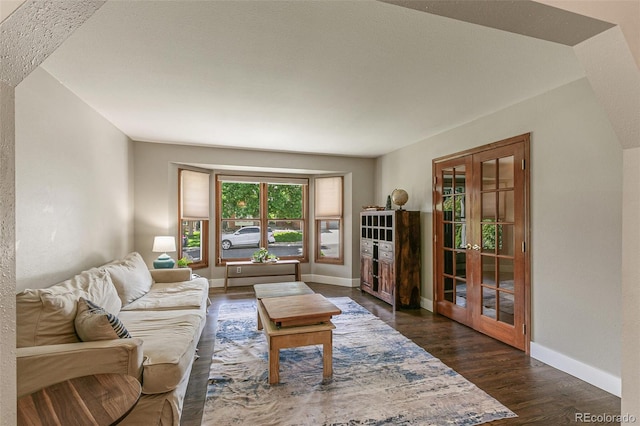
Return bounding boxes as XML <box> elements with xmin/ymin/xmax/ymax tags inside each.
<box><xmin>269</xmin><ymin>336</ymin><xmax>280</xmax><ymax>384</ymax></box>
<box><xmin>323</xmin><ymin>331</ymin><xmax>333</xmax><ymax>379</ymax></box>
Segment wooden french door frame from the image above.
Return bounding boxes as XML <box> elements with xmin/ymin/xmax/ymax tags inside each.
<box><xmin>432</xmin><ymin>154</ymin><xmax>473</xmax><ymax>327</ymax></box>
<box><xmin>432</xmin><ymin>133</ymin><xmax>531</xmax><ymax>353</ymax></box>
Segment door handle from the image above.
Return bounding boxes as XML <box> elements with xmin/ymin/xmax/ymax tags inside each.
<box><xmin>466</xmin><ymin>244</ymin><xmax>481</xmax><ymax>251</ymax></box>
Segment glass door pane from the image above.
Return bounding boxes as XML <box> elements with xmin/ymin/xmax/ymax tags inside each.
<box><xmin>435</xmin><ymin>157</ymin><xmax>472</xmax><ymax>325</ymax></box>
<box><xmin>444</xmin><ymin>166</ymin><xmax>468</xmax><ymax>308</ymax></box>
<box><xmin>479</xmin><ymin>154</ymin><xmax>516</xmax><ymax>326</ymax></box>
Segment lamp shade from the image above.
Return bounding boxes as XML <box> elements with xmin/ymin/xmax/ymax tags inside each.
<box><xmin>152</xmin><ymin>236</ymin><xmax>176</xmax><ymax>253</ymax></box>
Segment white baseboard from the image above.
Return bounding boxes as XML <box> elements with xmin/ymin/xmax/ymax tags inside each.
<box><xmin>421</xmin><ymin>297</ymin><xmax>434</xmax><ymax>312</ymax></box>
<box><xmin>305</xmin><ymin>274</ymin><xmax>359</xmax><ymax>288</ymax></box>
<box><xmin>530</xmin><ymin>342</ymin><xmax>621</xmax><ymax>397</ymax></box>
<box><xmin>209</xmin><ymin>278</ymin><xmax>223</xmax><ymax>288</ymax></box>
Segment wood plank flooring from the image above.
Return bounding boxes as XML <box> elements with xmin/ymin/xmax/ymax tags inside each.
<box><xmin>181</xmin><ymin>283</ymin><xmax>620</xmax><ymax>425</ymax></box>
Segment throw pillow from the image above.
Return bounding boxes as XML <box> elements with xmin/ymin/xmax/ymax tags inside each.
<box><xmin>103</xmin><ymin>252</ymin><xmax>154</xmax><ymax>306</ymax></box>
<box><xmin>74</xmin><ymin>297</ymin><xmax>131</xmax><ymax>341</ymax></box>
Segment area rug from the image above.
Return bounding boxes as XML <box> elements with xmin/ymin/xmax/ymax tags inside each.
<box><xmin>202</xmin><ymin>297</ymin><xmax>516</xmax><ymax>426</ymax></box>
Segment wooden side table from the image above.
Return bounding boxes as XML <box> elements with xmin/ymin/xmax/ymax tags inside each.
<box><xmin>17</xmin><ymin>373</ymin><xmax>141</xmax><ymax>426</ymax></box>
<box><xmin>224</xmin><ymin>259</ymin><xmax>301</xmax><ymax>292</ymax></box>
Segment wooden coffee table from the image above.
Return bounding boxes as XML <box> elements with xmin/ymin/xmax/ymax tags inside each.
<box><xmin>260</xmin><ymin>293</ymin><xmax>341</xmax><ymax>327</ymax></box>
<box><xmin>258</xmin><ymin>293</ymin><xmax>341</xmax><ymax>384</ymax></box>
<box><xmin>254</xmin><ymin>281</ymin><xmax>315</xmax><ymax>330</ymax></box>
<box><xmin>17</xmin><ymin>373</ymin><xmax>141</xmax><ymax>426</ymax></box>
<box><xmin>254</xmin><ymin>281</ymin><xmax>314</xmax><ymax>300</ymax></box>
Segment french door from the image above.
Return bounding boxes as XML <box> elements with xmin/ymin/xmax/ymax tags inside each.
<box><xmin>433</xmin><ymin>134</ymin><xmax>530</xmax><ymax>352</ymax></box>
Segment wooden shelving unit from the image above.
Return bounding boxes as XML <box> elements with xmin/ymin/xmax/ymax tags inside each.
<box><xmin>360</xmin><ymin>210</ymin><xmax>421</xmax><ymax>310</ymax></box>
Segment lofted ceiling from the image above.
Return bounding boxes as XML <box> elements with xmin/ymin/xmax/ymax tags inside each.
<box><xmin>35</xmin><ymin>0</ymin><xmax>611</xmax><ymax>157</ymax></box>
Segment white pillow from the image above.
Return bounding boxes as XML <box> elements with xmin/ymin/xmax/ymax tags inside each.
<box><xmin>103</xmin><ymin>252</ymin><xmax>154</xmax><ymax>306</ymax></box>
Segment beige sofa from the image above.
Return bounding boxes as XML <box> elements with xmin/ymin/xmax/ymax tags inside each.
<box><xmin>16</xmin><ymin>252</ymin><xmax>210</xmax><ymax>425</ymax></box>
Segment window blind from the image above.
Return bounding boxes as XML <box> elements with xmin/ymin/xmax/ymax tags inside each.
<box><xmin>181</xmin><ymin>170</ymin><xmax>210</xmax><ymax>220</ymax></box>
<box><xmin>315</xmin><ymin>176</ymin><xmax>343</xmax><ymax>218</ymax></box>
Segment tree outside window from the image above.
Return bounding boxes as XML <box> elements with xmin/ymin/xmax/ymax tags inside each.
<box><xmin>443</xmin><ymin>192</ymin><xmax>502</xmax><ymax>251</ymax></box>
<box><xmin>217</xmin><ymin>176</ymin><xmax>307</xmax><ymax>263</ymax></box>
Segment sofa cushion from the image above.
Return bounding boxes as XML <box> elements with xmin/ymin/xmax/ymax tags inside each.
<box><xmin>149</xmin><ymin>268</ymin><xmax>192</xmax><ymax>284</ymax></box>
<box><xmin>118</xmin><ymin>310</ymin><xmax>205</xmax><ymax>394</ymax></box>
<box><xmin>120</xmin><ymin>278</ymin><xmax>210</xmax><ymax>312</ymax></box>
<box><xmin>104</xmin><ymin>252</ymin><xmax>154</xmax><ymax>306</ymax></box>
<box><xmin>16</xmin><ymin>268</ymin><xmax>122</xmax><ymax>348</ymax></box>
<box><xmin>75</xmin><ymin>297</ymin><xmax>132</xmax><ymax>341</ymax></box>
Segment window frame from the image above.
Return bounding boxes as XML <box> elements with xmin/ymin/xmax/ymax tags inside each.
<box><xmin>178</xmin><ymin>169</ymin><xmax>209</xmax><ymax>270</ymax></box>
<box><xmin>215</xmin><ymin>174</ymin><xmax>309</xmax><ymax>266</ymax></box>
<box><xmin>314</xmin><ymin>175</ymin><xmax>344</xmax><ymax>265</ymax></box>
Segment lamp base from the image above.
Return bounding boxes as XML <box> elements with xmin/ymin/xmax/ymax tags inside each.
<box><xmin>153</xmin><ymin>254</ymin><xmax>175</xmax><ymax>269</ymax></box>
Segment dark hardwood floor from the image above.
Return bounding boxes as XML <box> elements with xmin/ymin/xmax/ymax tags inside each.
<box><xmin>181</xmin><ymin>283</ymin><xmax>620</xmax><ymax>425</ymax></box>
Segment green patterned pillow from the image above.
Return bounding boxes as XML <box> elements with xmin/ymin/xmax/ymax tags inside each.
<box><xmin>74</xmin><ymin>297</ymin><xmax>131</xmax><ymax>341</ymax></box>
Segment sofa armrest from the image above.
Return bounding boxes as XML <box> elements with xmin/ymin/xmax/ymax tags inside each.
<box><xmin>17</xmin><ymin>338</ymin><xmax>144</xmax><ymax>397</ymax></box>
<box><xmin>150</xmin><ymin>268</ymin><xmax>192</xmax><ymax>283</ymax></box>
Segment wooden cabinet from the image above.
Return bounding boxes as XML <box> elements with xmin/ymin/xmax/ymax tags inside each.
<box><xmin>360</xmin><ymin>210</ymin><xmax>421</xmax><ymax>310</ymax></box>
<box><xmin>360</xmin><ymin>244</ymin><xmax>373</xmax><ymax>292</ymax></box>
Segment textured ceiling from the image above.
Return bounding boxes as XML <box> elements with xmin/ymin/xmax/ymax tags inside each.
<box><xmin>38</xmin><ymin>0</ymin><xmax>589</xmax><ymax>157</ymax></box>
<box><xmin>0</xmin><ymin>0</ymin><xmax>104</xmax><ymax>87</ymax></box>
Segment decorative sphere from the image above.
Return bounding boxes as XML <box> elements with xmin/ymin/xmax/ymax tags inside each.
<box><xmin>391</xmin><ymin>189</ymin><xmax>409</xmax><ymax>208</ymax></box>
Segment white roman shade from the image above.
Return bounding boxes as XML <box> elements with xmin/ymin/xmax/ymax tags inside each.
<box><xmin>180</xmin><ymin>170</ymin><xmax>210</xmax><ymax>220</ymax></box>
<box><xmin>315</xmin><ymin>176</ymin><xmax>343</xmax><ymax>218</ymax></box>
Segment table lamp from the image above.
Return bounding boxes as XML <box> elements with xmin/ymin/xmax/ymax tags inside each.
<box><xmin>152</xmin><ymin>236</ymin><xmax>176</xmax><ymax>269</ymax></box>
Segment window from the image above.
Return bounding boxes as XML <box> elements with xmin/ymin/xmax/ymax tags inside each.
<box><xmin>315</xmin><ymin>176</ymin><xmax>343</xmax><ymax>264</ymax></box>
<box><xmin>179</xmin><ymin>169</ymin><xmax>210</xmax><ymax>269</ymax></box>
<box><xmin>216</xmin><ymin>175</ymin><xmax>308</xmax><ymax>264</ymax></box>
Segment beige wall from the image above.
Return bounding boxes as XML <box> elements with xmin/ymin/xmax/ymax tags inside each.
<box><xmin>376</xmin><ymin>77</ymin><xmax>623</xmax><ymax>385</ymax></box>
<box><xmin>622</xmin><ymin>147</ymin><xmax>640</xmax><ymax>421</ymax></box>
<box><xmin>15</xmin><ymin>67</ymin><xmax>134</xmax><ymax>291</ymax></box>
<box><xmin>132</xmin><ymin>141</ymin><xmax>375</xmax><ymax>284</ymax></box>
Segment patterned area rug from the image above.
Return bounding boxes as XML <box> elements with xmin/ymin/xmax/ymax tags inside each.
<box><xmin>202</xmin><ymin>297</ymin><xmax>516</xmax><ymax>426</ymax></box>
